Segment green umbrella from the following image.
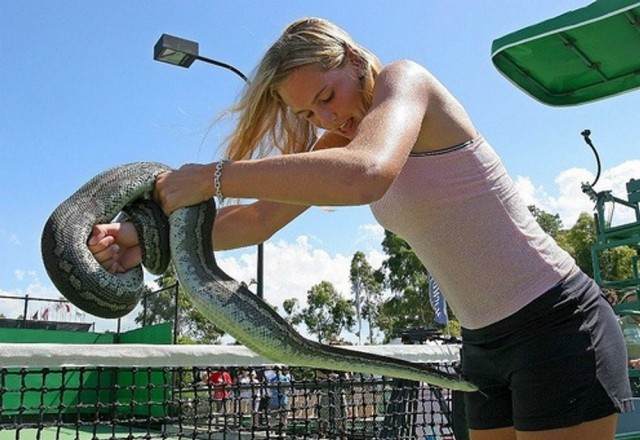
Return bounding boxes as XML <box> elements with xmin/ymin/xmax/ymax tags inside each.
<box><xmin>492</xmin><ymin>0</ymin><xmax>640</xmax><ymax>106</ymax></box>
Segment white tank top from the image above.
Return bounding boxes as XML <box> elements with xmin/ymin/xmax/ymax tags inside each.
<box><xmin>369</xmin><ymin>135</ymin><xmax>577</xmax><ymax>329</ymax></box>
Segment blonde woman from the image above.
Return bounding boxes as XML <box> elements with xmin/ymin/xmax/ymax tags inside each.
<box><xmin>89</xmin><ymin>17</ymin><xmax>631</xmax><ymax>440</ymax></box>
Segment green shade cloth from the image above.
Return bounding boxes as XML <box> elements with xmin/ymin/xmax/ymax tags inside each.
<box><xmin>491</xmin><ymin>0</ymin><xmax>640</xmax><ymax>106</ymax></box>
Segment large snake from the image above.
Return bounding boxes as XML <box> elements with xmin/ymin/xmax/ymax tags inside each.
<box><xmin>41</xmin><ymin>162</ymin><xmax>477</xmax><ymax>392</ymax></box>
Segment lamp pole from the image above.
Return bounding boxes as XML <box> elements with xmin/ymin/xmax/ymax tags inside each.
<box><xmin>153</xmin><ymin>33</ymin><xmax>264</xmax><ymax>299</ymax></box>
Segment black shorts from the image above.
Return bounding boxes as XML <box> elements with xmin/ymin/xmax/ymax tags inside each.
<box><xmin>461</xmin><ymin>270</ymin><xmax>633</xmax><ymax>432</ymax></box>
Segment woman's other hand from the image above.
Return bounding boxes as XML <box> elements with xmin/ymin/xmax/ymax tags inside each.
<box><xmin>87</xmin><ymin>222</ymin><xmax>141</xmax><ymax>273</ymax></box>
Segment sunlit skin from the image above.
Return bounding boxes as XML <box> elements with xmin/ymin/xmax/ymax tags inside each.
<box><xmin>87</xmin><ymin>35</ymin><xmax>620</xmax><ymax>439</ymax></box>
<box><xmin>280</xmin><ymin>53</ymin><xmax>368</xmax><ymax>141</ymax></box>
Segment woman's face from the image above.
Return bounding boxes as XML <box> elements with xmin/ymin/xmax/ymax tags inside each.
<box><xmin>277</xmin><ymin>56</ymin><xmax>367</xmax><ymax>140</ymax></box>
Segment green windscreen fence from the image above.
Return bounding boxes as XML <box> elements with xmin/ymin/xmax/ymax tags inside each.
<box><xmin>0</xmin><ymin>323</ymin><xmax>173</xmax><ymax>420</ymax></box>
<box><xmin>491</xmin><ymin>0</ymin><xmax>640</xmax><ymax>106</ymax></box>
<box><xmin>0</xmin><ymin>321</ymin><xmax>172</xmax><ymax>345</ymax></box>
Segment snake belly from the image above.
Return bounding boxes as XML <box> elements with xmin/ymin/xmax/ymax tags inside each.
<box><xmin>42</xmin><ymin>162</ymin><xmax>477</xmax><ymax>392</ymax></box>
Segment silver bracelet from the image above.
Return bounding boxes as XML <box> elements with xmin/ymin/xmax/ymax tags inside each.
<box><xmin>213</xmin><ymin>160</ymin><xmax>228</xmax><ymax>205</ymax></box>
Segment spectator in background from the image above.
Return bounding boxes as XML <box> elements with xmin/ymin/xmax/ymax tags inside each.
<box><xmin>250</xmin><ymin>370</ymin><xmax>263</xmax><ymax>429</ymax></box>
<box><xmin>237</xmin><ymin>368</ymin><xmax>253</xmax><ymax>422</ymax></box>
<box><xmin>268</xmin><ymin>367</ymin><xmax>291</xmax><ymax>435</ymax></box>
<box><xmin>208</xmin><ymin>367</ymin><xmax>233</xmax><ymax>413</ymax></box>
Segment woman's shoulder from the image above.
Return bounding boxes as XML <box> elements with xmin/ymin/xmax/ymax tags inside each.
<box><xmin>380</xmin><ymin>60</ymin><xmax>435</xmax><ymax>82</ymax></box>
<box><xmin>377</xmin><ymin>62</ymin><xmax>477</xmax><ymax>152</ymax></box>
<box><xmin>376</xmin><ymin>60</ymin><xmax>442</xmax><ymax>100</ymax></box>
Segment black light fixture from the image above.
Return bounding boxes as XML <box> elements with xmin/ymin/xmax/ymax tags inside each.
<box><xmin>154</xmin><ymin>34</ymin><xmax>248</xmax><ymax>82</ymax></box>
<box><xmin>153</xmin><ymin>33</ymin><xmax>262</xmax><ymax>299</ymax></box>
<box><xmin>153</xmin><ymin>34</ymin><xmax>199</xmax><ymax>67</ymax></box>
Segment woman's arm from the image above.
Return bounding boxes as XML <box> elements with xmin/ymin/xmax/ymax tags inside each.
<box><xmin>88</xmin><ymin>201</ymin><xmax>308</xmax><ymax>272</ymax></box>
<box><xmin>189</xmin><ymin>127</ymin><xmax>355</xmax><ymax>249</ymax></box>
<box><xmin>154</xmin><ymin>61</ymin><xmax>432</xmax><ymax>214</ymax></box>
<box><xmin>215</xmin><ymin>130</ymin><xmax>350</xmax><ymax>249</ymax></box>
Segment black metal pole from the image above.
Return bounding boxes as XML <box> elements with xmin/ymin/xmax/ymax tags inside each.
<box><xmin>142</xmin><ymin>291</ymin><xmax>147</xmax><ymax>327</ymax></box>
<box><xmin>173</xmin><ymin>283</ymin><xmax>179</xmax><ymax>344</ymax></box>
<box><xmin>257</xmin><ymin>243</ymin><xmax>264</xmax><ymax>299</ymax></box>
<box><xmin>195</xmin><ymin>55</ymin><xmax>249</xmax><ymax>82</ymax></box>
<box><xmin>22</xmin><ymin>295</ymin><xmax>29</xmax><ymax>326</ymax></box>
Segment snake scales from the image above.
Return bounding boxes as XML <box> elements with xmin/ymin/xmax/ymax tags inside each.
<box><xmin>41</xmin><ymin>162</ymin><xmax>477</xmax><ymax>392</ymax></box>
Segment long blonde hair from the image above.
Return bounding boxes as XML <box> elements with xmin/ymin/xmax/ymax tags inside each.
<box><xmin>223</xmin><ymin>17</ymin><xmax>382</xmax><ymax>160</ymax></box>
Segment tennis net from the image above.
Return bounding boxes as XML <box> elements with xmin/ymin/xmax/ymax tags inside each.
<box><xmin>0</xmin><ymin>343</ymin><xmax>462</xmax><ymax>439</ymax></box>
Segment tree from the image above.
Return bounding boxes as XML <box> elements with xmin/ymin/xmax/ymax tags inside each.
<box><xmin>138</xmin><ymin>265</ymin><xmax>225</xmax><ymax>344</ymax></box>
<box><xmin>350</xmin><ymin>251</ymin><xmax>383</xmax><ymax>344</ymax></box>
<box><xmin>376</xmin><ymin>230</ymin><xmax>436</xmax><ymax>342</ymax></box>
<box><xmin>282</xmin><ymin>298</ymin><xmax>303</xmax><ymax>327</ymax></box>
<box><xmin>537</xmin><ymin>208</ymin><xmax>636</xmax><ymax>284</ymax></box>
<box><xmin>555</xmin><ymin>212</ymin><xmax>597</xmax><ymax>277</ymax></box>
<box><xmin>528</xmin><ymin>205</ymin><xmax>563</xmax><ymax>238</ymax></box>
<box><xmin>596</xmin><ymin>245</ymin><xmax>638</xmax><ymax>284</ymax></box>
<box><xmin>294</xmin><ymin>281</ymin><xmax>355</xmax><ymax>343</ymax></box>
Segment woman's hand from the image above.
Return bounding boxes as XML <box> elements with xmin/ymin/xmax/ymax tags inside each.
<box><xmin>87</xmin><ymin>222</ymin><xmax>141</xmax><ymax>274</ymax></box>
<box><xmin>154</xmin><ymin>163</ymin><xmax>215</xmax><ymax>216</ymax></box>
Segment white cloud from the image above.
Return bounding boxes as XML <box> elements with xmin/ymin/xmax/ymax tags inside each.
<box><xmin>219</xmin><ymin>236</ymin><xmax>350</xmax><ymax>310</ymax></box>
<box><xmin>358</xmin><ymin>223</ymin><xmax>385</xmax><ymax>246</ymax></box>
<box><xmin>514</xmin><ymin>160</ymin><xmax>640</xmax><ymax>228</ymax></box>
<box><xmin>217</xmin><ymin>231</ymin><xmax>386</xmax><ymax>313</ymax></box>
<box><xmin>14</xmin><ymin>269</ymin><xmax>28</xmax><ymax>281</ymax></box>
<box><xmin>213</xmin><ymin>234</ymin><xmax>385</xmax><ymax>343</ymax></box>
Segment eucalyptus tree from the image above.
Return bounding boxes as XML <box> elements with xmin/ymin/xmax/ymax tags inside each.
<box><xmin>350</xmin><ymin>251</ymin><xmax>383</xmax><ymax>344</ymax></box>
<box><xmin>288</xmin><ymin>281</ymin><xmax>356</xmax><ymax>343</ymax></box>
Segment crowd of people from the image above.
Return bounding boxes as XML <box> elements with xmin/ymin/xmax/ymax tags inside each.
<box><xmin>200</xmin><ymin>366</ymin><xmax>294</xmax><ymax>433</ymax></box>
<box><xmin>196</xmin><ymin>365</ymin><xmax>360</xmax><ymax>437</ymax></box>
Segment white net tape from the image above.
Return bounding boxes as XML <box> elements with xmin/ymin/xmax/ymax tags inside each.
<box><xmin>0</xmin><ymin>342</ymin><xmax>460</xmax><ymax>368</ymax></box>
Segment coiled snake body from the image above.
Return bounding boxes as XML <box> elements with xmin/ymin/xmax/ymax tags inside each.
<box><xmin>41</xmin><ymin>162</ymin><xmax>476</xmax><ymax>392</ymax></box>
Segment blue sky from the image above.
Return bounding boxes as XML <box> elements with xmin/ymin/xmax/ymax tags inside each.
<box><xmin>2</xmin><ymin>1</ymin><xmax>639</xmax><ymax>334</ymax></box>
